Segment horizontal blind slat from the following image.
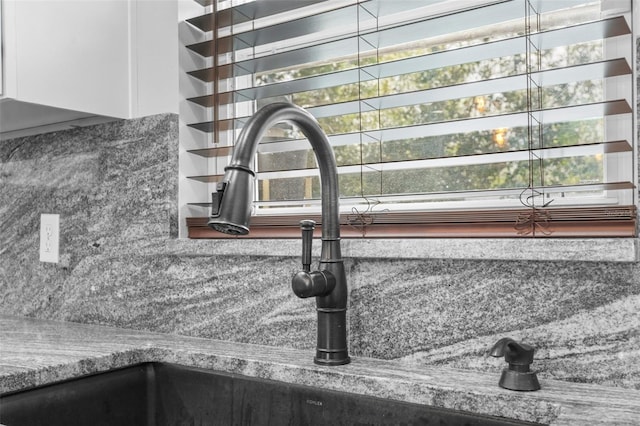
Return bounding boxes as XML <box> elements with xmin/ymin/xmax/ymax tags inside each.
<box><xmin>187</xmin><ymin>99</ymin><xmax>632</xmax><ymax>137</ymax></box>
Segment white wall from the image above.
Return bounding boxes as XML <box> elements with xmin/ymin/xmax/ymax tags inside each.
<box><xmin>178</xmin><ymin>0</ymin><xmax>210</xmax><ymax>237</ymax></box>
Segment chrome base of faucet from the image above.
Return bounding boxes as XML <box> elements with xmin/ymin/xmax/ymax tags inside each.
<box><xmin>314</xmin><ymin>350</ymin><xmax>351</xmax><ymax>366</ymax></box>
<box><xmin>314</xmin><ymin>307</ymin><xmax>350</xmax><ymax>366</ymax></box>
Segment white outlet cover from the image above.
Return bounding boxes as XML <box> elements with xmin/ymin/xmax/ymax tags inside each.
<box><xmin>40</xmin><ymin>214</ymin><xmax>60</xmax><ymax>263</ymax></box>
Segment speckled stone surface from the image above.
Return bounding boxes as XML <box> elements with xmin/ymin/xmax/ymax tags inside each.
<box><xmin>2</xmin><ymin>315</ymin><xmax>640</xmax><ymax>425</ymax></box>
<box><xmin>349</xmin><ymin>258</ymin><xmax>640</xmax><ymax>390</ymax></box>
<box><xmin>1</xmin><ymin>114</ymin><xmax>639</xmax><ymax>396</ymax></box>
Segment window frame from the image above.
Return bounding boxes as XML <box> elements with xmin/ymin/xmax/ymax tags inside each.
<box><xmin>179</xmin><ymin>0</ymin><xmax>637</xmax><ymax>240</ymax></box>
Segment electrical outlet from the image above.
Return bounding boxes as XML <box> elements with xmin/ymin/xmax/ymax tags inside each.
<box><xmin>40</xmin><ymin>214</ymin><xmax>60</xmax><ymax>263</ymax></box>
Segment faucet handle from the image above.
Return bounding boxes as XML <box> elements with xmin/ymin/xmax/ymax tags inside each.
<box><xmin>490</xmin><ymin>337</ymin><xmax>540</xmax><ymax>391</ymax></box>
<box><xmin>292</xmin><ymin>219</ymin><xmax>336</xmax><ymax>298</ymax></box>
<box><xmin>299</xmin><ymin>220</ymin><xmax>316</xmax><ymax>272</ymax></box>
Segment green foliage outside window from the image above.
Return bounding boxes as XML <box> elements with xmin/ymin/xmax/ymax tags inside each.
<box><xmin>255</xmin><ymin>37</ymin><xmax>605</xmax><ymax>205</ymax></box>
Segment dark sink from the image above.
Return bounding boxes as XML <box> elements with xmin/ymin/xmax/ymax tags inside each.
<box><xmin>0</xmin><ymin>363</ymin><xmax>542</xmax><ymax>426</ymax></box>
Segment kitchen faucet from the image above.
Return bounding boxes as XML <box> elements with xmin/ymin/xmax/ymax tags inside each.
<box><xmin>208</xmin><ymin>103</ymin><xmax>350</xmax><ymax>366</ymax></box>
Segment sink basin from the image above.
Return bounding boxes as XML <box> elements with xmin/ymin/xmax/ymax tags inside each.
<box><xmin>1</xmin><ymin>362</ymin><xmax>541</xmax><ymax>425</ymax></box>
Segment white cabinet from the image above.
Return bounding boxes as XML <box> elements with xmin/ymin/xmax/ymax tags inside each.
<box><xmin>1</xmin><ymin>0</ymin><xmax>178</xmax><ymax>136</ymax></box>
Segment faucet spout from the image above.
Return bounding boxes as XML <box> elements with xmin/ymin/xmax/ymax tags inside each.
<box><xmin>208</xmin><ymin>103</ymin><xmax>350</xmax><ymax>366</ymax></box>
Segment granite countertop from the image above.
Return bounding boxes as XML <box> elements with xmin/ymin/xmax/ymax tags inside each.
<box><xmin>1</xmin><ymin>315</ymin><xmax>638</xmax><ymax>425</ymax></box>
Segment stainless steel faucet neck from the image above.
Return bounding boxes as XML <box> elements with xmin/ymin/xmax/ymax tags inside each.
<box><xmin>229</xmin><ymin>103</ymin><xmax>340</xmax><ymax>244</ymax></box>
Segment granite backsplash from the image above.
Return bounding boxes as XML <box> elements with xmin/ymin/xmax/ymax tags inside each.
<box><xmin>0</xmin><ymin>113</ymin><xmax>638</xmax><ymax>392</ymax></box>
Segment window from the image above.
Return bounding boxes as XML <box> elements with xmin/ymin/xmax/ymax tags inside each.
<box><xmin>180</xmin><ymin>0</ymin><xmax>635</xmax><ymax>238</ymax></box>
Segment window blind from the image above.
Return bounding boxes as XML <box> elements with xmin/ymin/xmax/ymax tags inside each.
<box><xmin>183</xmin><ymin>0</ymin><xmax>635</xmax><ymax>238</ymax></box>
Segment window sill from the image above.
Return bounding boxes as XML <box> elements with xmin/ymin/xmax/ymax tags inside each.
<box><xmin>182</xmin><ymin>238</ymin><xmax>638</xmax><ymax>263</ymax></box>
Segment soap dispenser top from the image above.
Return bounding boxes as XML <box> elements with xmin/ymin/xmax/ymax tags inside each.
<box><xmin>490</xmin><ymin>337</ymin><xmax>541</xmax><ymax>391</ymax></box>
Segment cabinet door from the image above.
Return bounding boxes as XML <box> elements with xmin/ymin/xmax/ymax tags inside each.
<box><xmin>9</xmin><ymin>0</ymin><xmax>130</xmax><ymax>117</ymax></box>
<box><xmin>2</xmin><ymin>0</ymin><xmax>177</xmax><ymax>120</ymax></box>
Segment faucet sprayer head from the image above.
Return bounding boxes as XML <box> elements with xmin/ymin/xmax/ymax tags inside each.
<box><xmin>207</xmin><ymin>165</ymin><xmax>254</xmax><ymax>235</ymax></box>
<box><xmin>207</xmin><ymin>102</ymin><xmax>340</xmax><ymax>241</ymax></box>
